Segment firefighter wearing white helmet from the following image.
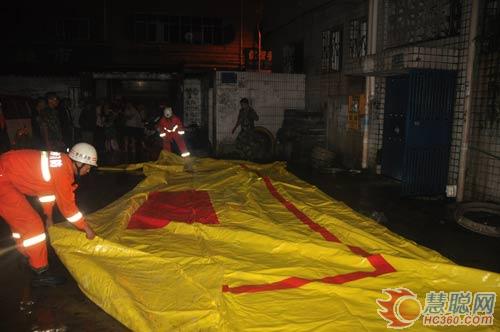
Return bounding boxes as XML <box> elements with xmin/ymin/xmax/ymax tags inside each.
<box><xmin>163</xmin><ymin>107</ymin><xmax>173</xmax><ymax>118</ymax></box>
<box><xmin>156</xmin><ymin>105</ymin><xmax>190</xmax><ymax>158</ymax></box>
<box><xmin>69</xmin><ymin>142</ymin><xmax>98</xmax><ymax>166</ymax></box>
<box><xmin>68</xmin><ymin>142</ymin><xmax>98</xmax><ymax>182</ymax></box>
<box><xmin>0</xmin><ymin>143</ymin><xmax>97</xmax><ymax>287</ymax></box>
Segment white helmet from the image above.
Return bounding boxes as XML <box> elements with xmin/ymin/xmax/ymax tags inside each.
<box><xmin>163</xmin><ymin>107</ymin><xmax>173</xmax><ymax>118</ymax></box>
<box><xmin>69</xmin><ymin>143</ymin><xmax>98</xmax><ymax>167</ymax></box>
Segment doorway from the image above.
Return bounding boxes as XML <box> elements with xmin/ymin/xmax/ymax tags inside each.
<box><xmin>381</xmin><ymin>69</ymin><xmax>457</xmax><ymax>196</ymax></box>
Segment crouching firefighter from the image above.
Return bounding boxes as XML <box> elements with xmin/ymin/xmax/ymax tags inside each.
<box><xmin>0</xmin><ymin>143</ymin><xmax>97</xmax><ymax>287</ymax></box>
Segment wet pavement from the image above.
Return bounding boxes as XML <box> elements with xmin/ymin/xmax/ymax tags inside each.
<box><xmin>0</xmin><ymin>162</ymin><xmax>499</xmax><ymax>331</ymax></box>
<box><xmin>0</xmin><ymin>170</ymin><xmax>141</xmax><ymax>332</ymax></box>
<box><xmin>290</xmin><ymin>166</ymin><xmax>500</xmax><ymax>273</ymax></box>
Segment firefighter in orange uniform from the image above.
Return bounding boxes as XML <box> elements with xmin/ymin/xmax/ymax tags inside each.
<box><xmin>156</xmin><ymin>106</ymin><xmax>190</xmax><ymax>158</ymax></box>
<box><xmin>0</xmin><ymin>143</ymin><xmax>97</xmax><ymax>287</ymax></box>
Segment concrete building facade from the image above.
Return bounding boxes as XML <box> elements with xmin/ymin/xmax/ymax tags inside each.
<box><xmin>264</xmin><ymin>0</ymin><xmax>500</xmax><ymax>202</ymax></box>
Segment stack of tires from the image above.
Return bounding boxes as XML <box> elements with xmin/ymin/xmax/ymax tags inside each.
<box><xmin>277</xmin><ymin>110</ymin><xmax>326</xmax><ymax>165</ymax></box>
<box><xmin>311</xmin><ymin>146</ymin><xmax>335</xmax><ymax>170</ymax></box>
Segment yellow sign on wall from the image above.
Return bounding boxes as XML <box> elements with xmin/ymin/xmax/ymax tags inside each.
<box><xmin>348</xmin><ymin>94</ymin><xmax>366</xmax><ymax>130</ymax></box>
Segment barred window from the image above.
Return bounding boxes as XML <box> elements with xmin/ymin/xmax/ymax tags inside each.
<box><xmin>349</xmin><ymin>18</ymin><xmax>367</xmax><ymax>58</ymax></box>
<box><xmin>330</xmin><ymin>29</ymin><xmax>342</xmax><ymax>71</ymax></box>
<box><xmin>321</xmin><ymin>30</ymin><xmax>331</xmax><ymax>72</ymax></box>
<box><xmin>57</xmin><ymin>18</ymin><xmax>90</xmax><ymax>41</ymax></box>
<box><xmin>384</xmin><ymin>0</ymin><xmax>461</xmax><ymax>49</ymax></box>
<box><xmin>134</xmin><ymin>15</ymin><xmax>233</xmax><ymax>45</ymax></box>
<box><xmin>321</xmin><ymin>27</ymin><xmax>342</xmax><ymax>72</ymax></box>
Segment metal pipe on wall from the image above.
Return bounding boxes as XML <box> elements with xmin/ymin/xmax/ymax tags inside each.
<box><xmin>362</xmin><ymin>0</ymin><xmax>378</xmax><ymax>169</ymax></box>
<box><xmin>240</xmin><ymin>0</ymin><xmax>244</xmax><ymax>70</ymax></box>
<box><xmin>257</xmin><ymin>28</ymin><xmax>262</xmax><ymax>72</ymax></box>
<box><xmin>457</xmin><ymin>0</ymin><xmax>480</xmax><ymax>202</ymax></box>
<box><xmin>103</xmin><ymin>0</ymin><xmax>108</xmax><ymax>41</ymax></box>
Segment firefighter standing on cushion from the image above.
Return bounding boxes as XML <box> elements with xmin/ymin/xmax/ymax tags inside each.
<box><xmin>156</xmin><ymin>105</ymin><xmax>190</xmax><ymax>158</ymax></box>
<box><xmin>0</xmin><ymin>143</ymin><xmax>97</xmax><ymax>287</ymax></box>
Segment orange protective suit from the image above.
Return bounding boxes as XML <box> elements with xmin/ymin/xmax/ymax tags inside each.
<box><xmin>156</xmin><ymin>116</ymin><xmax>190</xmax><ymax>157</ymax></box>
<box><xmin>0</xmin><ymin>149</ymin><xmax>87</xmax><ymax>271</ymax></box>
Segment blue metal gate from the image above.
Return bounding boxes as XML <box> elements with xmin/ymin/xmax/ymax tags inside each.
<box><xmin>402</xmin><ymin>69</ymin><xmax>457</xmax><ymax>196</ymax></box>
<box><xmin>382</xmin><ymin>69</ymin><xmax>456</xmax><ymax>196</ymax></box>
<box><xmin>381</xmin><ymin>75</ymin><xmax>409</xmax><ymax>180</ymax></box>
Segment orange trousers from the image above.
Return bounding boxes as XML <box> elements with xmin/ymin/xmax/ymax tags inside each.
<box><xmin>0</xmin><ymin>177</ymin><xmax>48</xmax><ymax>271</ymax></box>
<box><xmin>162</xmin><ymin>134</ymin><xmax>188</xmax><ymax>155</ymax></box>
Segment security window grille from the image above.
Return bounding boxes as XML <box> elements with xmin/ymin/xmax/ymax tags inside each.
<box><xmin>349</xmin><ymin>18</ymin><xmax>367</xmax><ymax>58</ymax></box>
<box><xmin>384</xmin><ymin>0</ymin><xmax>461</xmax><ymax>49</ymax></box>
<box><xmin>57</xmin><ymin>18</ymin><xmax>90</xmax><ymax>41</ymax></box>
<box><xmin>321</xmin><ymin>30</ymin><xmax>331</xmax><ymax>72</ymax></box>
<box><xmin>321</xmin><ymin>28</ymin><xmax>342</xmax><ymax>72</ymax></box>
<box><xmin>283</xmin><ymin>44</ymin><xmax>295</xmax><ymax>73</ymax></box>
<box><xmin>135</xmin><ymin>15</ymin><xmax>157</xmax><ymax>42</ymax></box>
<box><xmin>330</xmin><ymin>29</ymin><xmax>342</xmax><ymax>71</ymax></box>
<box><xmin>485</xmin><ymin>58</ymin><xmax>500</xmax><ymax>126</ymax></box>
<box><xmin>135</xmin><ymin>15</ymin><xmax>230</xmax><ymax>45</ymax></box>
<box><xmin>479</xmin><ymin>0</ymin><xmax>500</xmax><ymax>53</ymax></box>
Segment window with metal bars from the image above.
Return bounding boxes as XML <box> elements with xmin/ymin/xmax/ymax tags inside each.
<box><xmin>321</xmin><ymin>27</ymin><xmax>342</xmax><ymax>72</ymax></box>
<box><xmin>479</xmin><ymin>0</ymin><xmax>500</xmax><ymax>54</ymax></box>
<box><xmin>330</xmin><ymin>29</ymin><xmax>342</xmax><ymax>71</ymax></box>
<box><xmin>56</xmin><ymin>18</ymin><xmax>91</xmax><ymax>41</ymax></box>
<box><xmin>134</xmin><ymin>15</ymin><xmax>233</xmax><ymax>45</ymax></box>
<box><xmin>349</xmin><ymin>18</ymin><xmax>367</xmax><ymax>58</ymax></box>
<box><xmin>321</xmin><ymin>30</ymin><xmax>330</xmax><ymax>72</ymax></box>
<box><xmin>384</xmin><ymin>0</ymin><xmax>461</xmax><ymax>49</ymax></box>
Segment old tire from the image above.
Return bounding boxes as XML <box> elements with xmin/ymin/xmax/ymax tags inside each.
<box><xmin>454</xmin><ymin>202</ymin><xmax>500</xmax><ymax>237</ymax></box>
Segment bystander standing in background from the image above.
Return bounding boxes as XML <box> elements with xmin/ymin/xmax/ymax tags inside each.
<box><xmin>59</xmin><ymin>98</ymin><xmax>74</xmax><ymax>147</ymax></box>
<box><xmin>123</xmin><ymin>102</ymin><xmax>143</xmax><ymax>155</ymax></box>
<box><xmin>103</xmin><ymin>103</ymin><xmax>120</xmax><ymax>153</ymax></box>
<box><xmin>94</xmin><ymin>100</ymin><xmax>105</xmax><ymax>152</ymax></box>
<box><xmin>232</xmin><ymin>98</ymin><xmax>259</xmax><ymax>160</ymax></box>
<box><xmin>31</xmin><ymin>98</ymin><xmax>46</xmax><ymax>149</ymax></box>
<box><xmin>39</xmin><ymin>92</ymin><xmax>64</xmax><ymax>151</ymax></box>
<box><xmin>0</xmin><ymin>100</ymin><xmax>11</xmax><ymax>153</ymax></box>
<box><xmin>71</xmin><ymin>98</ymin><xmax>82</xmax><ymax>143</ymax></box>
<box><xmin>79</xmin><ymin>98</ymin><xmax>96</xmax><ymax>145</ymax></box>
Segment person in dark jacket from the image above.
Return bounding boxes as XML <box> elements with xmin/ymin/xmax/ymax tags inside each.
<box><xmin>0</xmin><ymin>101</ymin><xmax>11</xmax><ymax>153</ymax></box>
<box><xmin>31</xmin><ymin>98</ymin><xmax>46</xmax><ymax>149</ymax></box>
<box><xmin>39</xmin><ymin>93</ymin><xmax>64</xmax><ymax>151</ymax></box>
<box><xmin>59</xmin><ymin>98</ymin><xmax>74</xmax><ymax>147</ymax></box>
<box><xmin>231</xmin><ymin>98</ymin><xmax>259</xmax><ymax>160</ymax></box>
<box><xmin>79</xmin><ymin>99</ymin><xmax>97</xmax><ymax>145</ymax></box>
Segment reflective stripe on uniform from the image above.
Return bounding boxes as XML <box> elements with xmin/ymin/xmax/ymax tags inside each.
<box><xmin>12</xmin><ymin>232</ymin><xmax>21</xmax><ymax>239</ymax></box>
<box><xmin>181</xmin><ymin>152</ymin><xmax>191</xmax><ymax>158</ymax></box>
<box><xmin>165</xmin><ymin>125</ymin><xmax>179</xmax><ymax>133</ymax></box>
<box><xmin>23</xmin><ymin>233</ymin><xmax>46</xmax><ymax>248</ymax></box>
<box><xmin>159</xmin><ymin>133</ymin><xmax>166</xmax><ymax>138</ymax></box>
<box><xmin>67</xmin><ymin>211</ymin><xmax>83</xmax><ymax>223</ymax></box>
<box><xmin>178</xmin><ymin>130</ymin><xmax>185</xmax><ymax>135</ymax></box>
<box><xmin>41</xmin><ymin>151</ymin><xmax>51</xmax><ymax>182</ymax></box>
<box><xmin>39</xmin><ymin>195</ymin><xmax>56</xmax><ymax>203</ymax></box>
